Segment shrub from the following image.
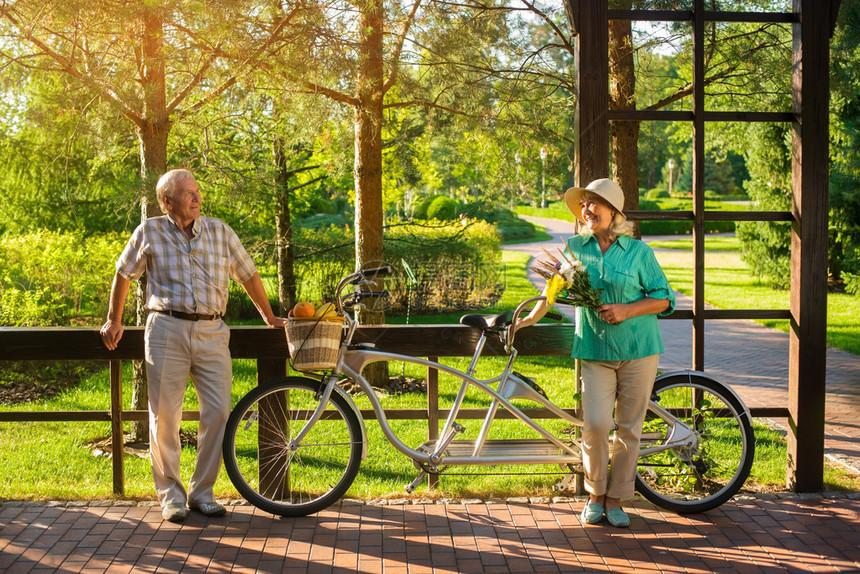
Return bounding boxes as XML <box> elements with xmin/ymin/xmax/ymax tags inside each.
<box><xmin>844</xmin><ymin>272</ymin><xmax>860</xmax><ymax>296</ymax></box>
<box><xmin>426</xmin><ymin>196</ymin><xmax>459</xmax><ymax>220</ymax></box>
<box><xmin>737</xmin><ymin>179</ymin><xmax>792</xmax><ymax>289</ymax></box>
<box><xmin>0</xmin><ymin>287</ymin><xmax>65</xmax><ymax>327</ymax></box>
<box><xmin>384</xmin><ymin>221</ymin><xmax>502</xmax><ymax>312</ymax></box>
<box><xmin>290</xmin><ymin>220</ymin><xmax>502</xmax><ymax>313</ymax></box>
<box><xmin>308</xmin><ymin>196</ymin><xmax>335</xmax><ymax>214</ymax></box>
<box><xmin>497</xmin><ymin>218</ymin><xmax>536</xmax><ymax>241</ymax></box>
<box><xmin>291</xmin><ymin>225</ymin><xmax>355</xmax><ymax>304</ymax></box>
<box><xmin>646</xmin><ymin>188</ymin><xmax>670</xmax><ymax>200</ymax></box>
<box><xmin>300</xmin><ymin>213</ymin><xmax>351</xmax><ymax>229</ymax></box>
<box><xmin>0</xmin><ymin>231</ymin><xmax>126</xmax><ymax>326</ymax></box>
<box><xmin>412</xmin><ymin>195</ymin><xmax>436</xmax><ymax>219</ymax></box>
<box><xmin>635</xmin><ymin>198</ymin><xmax>735</xmax><ymax>236</ymax></box>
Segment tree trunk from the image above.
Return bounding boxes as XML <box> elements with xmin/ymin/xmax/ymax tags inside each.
<box><xmin>129</xmin><ymin>7</ymin><xmax>171</xmax><ymax>443</ymax></box>
<box><xmin>354</xmin><ymin>0</ymin><xmax>388</xmax><ymax>386</ymax></box>
<box><xmin>608</xmin><ymin>7</ymin><xmax>641</xmax><ymax>237</ymax></box>
<box><xmin>128</xmin><ymin>120</ymin><xmax>170</xmax><ymax>443</ymax></box>
<box><xmin>273</xmin><ymin>136</ymin><xmax>297</xmax><ymax>314</ymax></box>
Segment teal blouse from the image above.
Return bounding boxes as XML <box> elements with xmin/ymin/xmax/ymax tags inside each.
<box><xmin>566</xmin><ymin>234</ymin><xmax>676</xmax><ymax>361</ymax></box>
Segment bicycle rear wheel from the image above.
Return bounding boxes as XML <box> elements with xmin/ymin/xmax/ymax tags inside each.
<box><xmin>222</xmin><ymin>376</ymin><xmax>363</xmax><ymax>516</ymax></box>
<box><xmin>635</xmin><ymin>373</ymin><xmax>754</xmax><ymax>513</ymax></box>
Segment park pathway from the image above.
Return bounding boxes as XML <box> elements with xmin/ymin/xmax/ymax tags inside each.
<box><xmin>1</xmin><ymin>496</ymin><xmax>858</xmax><ymax>573</ymax></box>
<box><xmin>506</xmin><ymin>215</ymin><xmax>860</xmax><ymax>474</ymax></box>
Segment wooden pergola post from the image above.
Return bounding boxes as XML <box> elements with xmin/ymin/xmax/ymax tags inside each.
<box><xmin>788</xmin><ymin>0</ymin><xmax>833</xmax><ymax>491</ymax></box>
<box><xmin>568</xmin><ymin>0</ymin><xmax>609</xmax><ymax>186</ymax></box>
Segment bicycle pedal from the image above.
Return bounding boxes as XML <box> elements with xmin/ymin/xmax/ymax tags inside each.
<box><xmin>553</xmin><ymin>472</ymin><xmax>581</xmax><ymax>492</ymax></box>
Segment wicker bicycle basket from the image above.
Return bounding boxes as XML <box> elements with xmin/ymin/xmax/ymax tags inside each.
<box><xmin>286</xmin><ymin>316</ymin><xmax>344</xmax><ymax>371</ymax></box>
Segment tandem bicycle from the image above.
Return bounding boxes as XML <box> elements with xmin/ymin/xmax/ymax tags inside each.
<box><xmin>222</xmin><ymin>265</ymin><xmax>754</xmax><ymax>516</ymax></box>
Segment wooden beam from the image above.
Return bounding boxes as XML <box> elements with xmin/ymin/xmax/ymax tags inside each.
<box><xmin>573</xmin><ymin>0</ymin><xmax>609</xmax><ymax>186</ymax></box>
<box><xmin>608</xmin><ymin>110</ymin><xmax>795</xmax><ymax>123</ymax></box>
<box><xmin>110</xmin><ymin>360</ymin><xmax>124</xmax><ymax>496</ymax></box>
<box><xmin>692</xmin><ymin>0</ymin><xmax>706</xmax><ymax>371</ymax></box>
<box><xmin>607</xmin><ymin>8</ymin><xmax>796</xmax><ymax>24</ymax></box>
<box><xmin>0</xmin><ymin>323</ymin><xmax>576</xmax><ymax>361</ymax></box>
<box><xmin>623</xmin><ymin>210</ymin><xmax>794</xmax><ymax>222</ymax></box>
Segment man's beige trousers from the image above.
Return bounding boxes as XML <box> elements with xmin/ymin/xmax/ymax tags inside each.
<box><xmin>145</xmin><ymin>313</ymin><xmax>232</xmax><ymax>507</ymax></box>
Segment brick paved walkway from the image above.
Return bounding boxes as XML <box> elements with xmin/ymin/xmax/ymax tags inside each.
<box><xmin>2</xmin><ymin>496</ymin><xmax>859</xmax><ymax>573</ymax></box>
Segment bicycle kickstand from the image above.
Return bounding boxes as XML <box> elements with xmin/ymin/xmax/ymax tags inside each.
<box><xmin>405</xmin><ymin>471</ymin><xmax>427</xmax><ymax>493</ymax></box>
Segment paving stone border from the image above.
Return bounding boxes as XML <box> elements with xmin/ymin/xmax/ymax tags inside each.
<box><xmin>3</xmin><ymin>490</ymin><xmax>858</xmax><ymax>509</ymax></box>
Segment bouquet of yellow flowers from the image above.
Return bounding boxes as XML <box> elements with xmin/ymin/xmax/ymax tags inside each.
<box><xmin>530</xmin><ymin>245</ymin><xmax>603</xmax><ymax>309</ymax></box>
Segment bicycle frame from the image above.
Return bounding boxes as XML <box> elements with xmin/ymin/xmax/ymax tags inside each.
<box><xmin>338</xmin><ymin>347</ymin><xmax>583</xmax><ymax>466</ymax></box>
<box><xmin>290</xmin><ymin>302</ymin><xmax>701</xmax><ymax>473</ymax></box>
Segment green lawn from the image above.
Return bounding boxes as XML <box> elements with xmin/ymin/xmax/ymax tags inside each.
<box><xmin>516</xmin><ymin>199</ymin><xmax>574</xmax><ymax>222</ymax></box>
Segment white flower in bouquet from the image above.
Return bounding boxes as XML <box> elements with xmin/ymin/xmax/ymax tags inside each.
<box><xmin>530</xmin><ymin>245</ymin><xmax>603</xmax><ymax>310</ymax></box>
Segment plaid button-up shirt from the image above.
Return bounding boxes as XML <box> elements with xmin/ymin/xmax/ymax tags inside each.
<box><xmin>116</xmin><ymin>215</ymin><xmax>258</xmax><ymax>316</ymax></box>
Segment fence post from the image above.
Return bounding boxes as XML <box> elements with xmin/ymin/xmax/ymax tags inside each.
<box><xmin>427</xmin><ymin>358</ymin><xmax>439</xmax><ymax>490</ymax></box>
<box><xmin>110</xmin><ymin>360</ymin><xmax>124</xmax><ymax>496</ymax></box>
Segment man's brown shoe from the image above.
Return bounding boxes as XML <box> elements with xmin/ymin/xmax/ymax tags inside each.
<box><xmin>190</xmin><ymin>501</ymin><xmax>226</xmax><ymax>517</ymax></box>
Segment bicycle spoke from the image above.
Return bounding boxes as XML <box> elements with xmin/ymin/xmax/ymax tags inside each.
<box><xmin>635</xmin><ymin>374</ymin><xmax>754</xmax><ymax>513</ymax></box>
<box><xmin>223</xmin><ymin>378</ymin><xmax>363</xmax><ymax>516</ymax></box>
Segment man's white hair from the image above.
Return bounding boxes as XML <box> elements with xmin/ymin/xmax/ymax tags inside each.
<box><xmin>156</xmin><ymin>169</ymin><xmax>194</xmax><ymax>213</ymax></box>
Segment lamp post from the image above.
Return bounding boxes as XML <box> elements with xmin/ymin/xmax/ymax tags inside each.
<box><xmin>667</xmin><ymin>158</ymin><xmax>675</xmax><ymax>196</ymax></box>
<box><xmin>514</xmin><ymin>152</ymin><xmax>521</xmax><ymax>208</ymax></box>
<box><xmin>540</xmin><ymin>146</ymin><xmax>548</xmax><ymax>208</ymax></box>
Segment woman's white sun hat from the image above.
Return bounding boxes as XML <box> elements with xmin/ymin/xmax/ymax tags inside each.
<box><xmin>564</xmin><ymin>178</ymin><xmax>627</xmax><ymax>225</ymax></box>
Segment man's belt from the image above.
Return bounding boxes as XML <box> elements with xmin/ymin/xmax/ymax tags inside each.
<box><xmin>153</xmin><ymin>309</ymin><xmax>220</xmax><ymax>321</ymax></box>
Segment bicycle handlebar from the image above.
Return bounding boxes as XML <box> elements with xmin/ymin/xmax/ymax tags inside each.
<box><xmin>333</xmin><ymin>266</ymin><xmax>393</xmax><ymax>315</ymax></box>
<box><xmin>507</xmin><ymin>295</ymin><xmax>555</xmax><ymax>351</ymax></box>
<box><xmin>356</xmin><ymin>265</ymin><xmax>394</xmax><ymax>279</ymax></box>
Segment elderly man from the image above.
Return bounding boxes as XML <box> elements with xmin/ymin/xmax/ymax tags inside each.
<box><xmin>100</xmin><ymin>169</ymin><xmax>285</xmax><ymax>523</ymax></box>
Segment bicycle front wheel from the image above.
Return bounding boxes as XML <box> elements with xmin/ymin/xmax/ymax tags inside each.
<box><xmin>635</xmin><ymin>373</ymin><xmax>754</xmax><ymax>513</ymax></box>
<box><xmin>222</xmin><ymin>376</ymin><xmax>364</xmax><ymax>517</ymax></box>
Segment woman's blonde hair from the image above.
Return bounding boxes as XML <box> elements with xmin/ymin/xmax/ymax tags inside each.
<box><xmin>576</xmin><ymin>192</ymin><xmax>635</xmax><ymax>239</ymax></box>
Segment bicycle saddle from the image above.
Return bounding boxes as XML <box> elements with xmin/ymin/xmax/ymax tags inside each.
<box><xmin>459</xmin><ymin>311</ymin><xmax>513</xmax><ymax>332</ymax></box>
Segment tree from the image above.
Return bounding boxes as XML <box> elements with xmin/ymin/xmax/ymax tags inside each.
<box><xmin>263</xmin><ymin>0</ymin><xmax>567</xmax><ymax>382</ymax></box>
<box><xmin>0</xmin><ymin>71</ymin><xmax>139</xmax><ymax>234</ymax></box>
<box><xmin>735</xmin><ymin>0</ymin><xmax>860</xmax><ymax>292</ymax></box>
<box><xmin>0</xmin><ymin>0</ymin><xmax>299</xmax><ymax>441</ymax></box>
<box><xmin>829</xmin><ymin>0</ymin><xmax>860</xmax><ymax>293</ymax></box>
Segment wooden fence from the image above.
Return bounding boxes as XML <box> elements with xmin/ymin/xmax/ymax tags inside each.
<box><xmin>0</xmin><ymin>322</ymin><xmax>787</xmax><ymax>495</ymax></box>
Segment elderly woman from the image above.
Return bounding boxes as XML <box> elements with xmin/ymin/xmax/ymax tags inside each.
<box><xmin>518</xmin><ymin>178</ymin><xmax>675</xmax><ymax>527</ymax></box>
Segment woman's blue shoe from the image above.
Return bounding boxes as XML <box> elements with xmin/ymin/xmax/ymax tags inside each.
<box><xmin>580</xmin><ymin>502</ymin><xmax>604</xmax><ymax>524</ymax></box>
<box><xmin>605</xmin><ymin>507</ymin><xmax>630</xmax><ymax>527</ymax></box>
